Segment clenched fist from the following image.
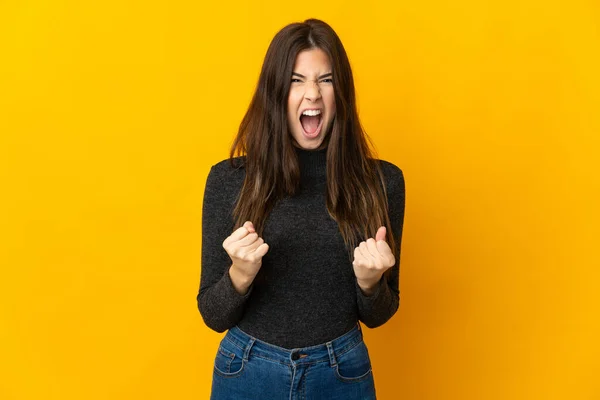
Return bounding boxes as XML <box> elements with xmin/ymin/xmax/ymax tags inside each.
<box><xmin>352</xmin><ymin>226</ymin><xmax>395</xmax><ymax>295</ymax></box>
<box><xmin>223</xmin><ymin>221</ymin><xmax>269</xmax><ymax>295</ymax></box>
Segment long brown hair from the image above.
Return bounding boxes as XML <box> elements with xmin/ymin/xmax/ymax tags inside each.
<box><xmin>229</xmin><ymin>18</ymin><xmax>398</xmax><ymax>267</ymax></box>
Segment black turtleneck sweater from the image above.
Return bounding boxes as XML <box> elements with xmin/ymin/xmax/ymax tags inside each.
<box><xmin>197</xmin><ymin>146</ymin><xmax>405</xmax><ymax>348</ymax></box>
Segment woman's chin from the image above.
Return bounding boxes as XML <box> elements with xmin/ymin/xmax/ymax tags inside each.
<box><xmin>294</xmin><ymin>138</ymin><xmax>324</xmax><ymax>150</ymax></box>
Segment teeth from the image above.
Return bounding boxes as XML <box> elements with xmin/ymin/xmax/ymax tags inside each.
<box><xmin>301</xmin><ymin>109</ymin><xmax>322</xmax><ymax>116</ymax></box>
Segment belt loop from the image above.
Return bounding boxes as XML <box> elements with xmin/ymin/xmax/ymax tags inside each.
<box><xmin>326</xmin><ymin>342</ymin><xmax>337</xmax><ymax>367</ymax></box>
<box><xmin>243</xmin><ymin>338</ymin><xmax>255</xmax><ymax>362</ymax></box>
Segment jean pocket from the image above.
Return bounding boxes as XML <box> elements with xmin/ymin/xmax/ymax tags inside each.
<box><xmin>333</xmin><ymin>340</ymin><xmax>373</xmax><ymax>383</ymax></box>
<box><xmin>213</xmin><ymin>338</ymin><xmax>245</xmax><ymax>378</ymax></box>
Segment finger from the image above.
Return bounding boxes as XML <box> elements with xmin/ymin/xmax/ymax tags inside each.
<box><xmin>376</xmin><ymin>240</ymin><xmax>395</xmax><ymax>266</ymax></box>
<box><xmin>375</xmin><ymin>226</ymin><xmax>386</xmax><ymax>242</ymax></box>
<box><xmin>243</xmin><ymin>221</ymin><xmax>255</xmax><ymax>233</ymax></box>
<box><xmin>236</xmin><ymin>232</ymin><xmax>259</xmax><ymax>247</ymax></box>
<box><xmin>353</xmin><ymin>246</ymin><xmax>366</xmax><ymax>269</ymax></box>
<box><xmin>253</xmin><ymin>243</ymin><xmax>269</xmax><ymax>258</ymax></box>
<box><xmin>353</xmin><ymin>245</ymin><xmax>362</xmax><ymax>260</ymax></box>
<box><xmin>223</xmin><ymin>226</ymin><xmax>251</xmax><ymax>247</ymax></box>
<box><xmin>359</xmin><ymin>241</ymin><xmax>374</xmax><ymax>261</ymax></box>
<box><xmin>366</xmin><ymin>238</ymin><xmax>379</xmax><ymax>259</ymax></box>
<box><xmin>241</xmin><ymin>236</ymin><xmax>264</xmax><ymax>253</ymax></box>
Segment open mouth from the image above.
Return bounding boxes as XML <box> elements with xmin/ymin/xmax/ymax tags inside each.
<box><xmin>299</xmin><ymin>112</ymin><xmax>324</xmax><ymax>138</ymax></box>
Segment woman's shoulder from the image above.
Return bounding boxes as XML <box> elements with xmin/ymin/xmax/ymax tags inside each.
<box><xmin>210</xmin><ymin>156</ymin><xmax>247</xmax><ymax>176</ymax></box>
<box><xmin>205</xmin><ymin>156</ymin><xmax>247</xmax><ymax>189</ymax></box>
<box><xmin>374</xmin><ymin>159</ymin><xmax>406</xmax><ymax>201</ymax></box>
<box><xmin>376</xmin><ymin>159</ymin><xmax>404</xmax><ymax>183</ymax></box>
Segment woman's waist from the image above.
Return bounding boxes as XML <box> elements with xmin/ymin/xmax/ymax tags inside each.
<box><xmin>224</xmin><ymin>321</ymin><xmax>364</xmax><ymax>365</ymax></box>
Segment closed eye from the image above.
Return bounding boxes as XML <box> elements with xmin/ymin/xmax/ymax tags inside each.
<box><xmin>291</xmin><ymin>78</ymin><xmax>333</xmax><ymax>83</ymax></box>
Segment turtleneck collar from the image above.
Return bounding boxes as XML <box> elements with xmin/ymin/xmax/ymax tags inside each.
<box><xmin>294</xmin><ymin>145</ymin><xmax>327</xmax><ymax>178</ymax></box>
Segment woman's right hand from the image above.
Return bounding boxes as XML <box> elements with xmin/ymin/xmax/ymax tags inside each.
<box><xmin>222</xmin><ymin>221</ymin><xmax>269</xmax><ymax>294</ymax></box>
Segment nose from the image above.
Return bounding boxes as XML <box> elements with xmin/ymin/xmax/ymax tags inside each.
<box><xmin>304</xmin><ymin>80</ymin><xmax>322</xmax><ymax>102</ymax></box>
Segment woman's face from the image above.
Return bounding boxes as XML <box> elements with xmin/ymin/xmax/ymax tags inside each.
<box><xmin>287</xmin><ymin>48</ymin><xmax>336</xmax><ymax>150</ymax></box>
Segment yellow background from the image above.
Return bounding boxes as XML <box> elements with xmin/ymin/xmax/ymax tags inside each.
<box><xmin>1</xmin><ymin>1</ymin><xmax>599</xmax><ymax>399</ymax></box>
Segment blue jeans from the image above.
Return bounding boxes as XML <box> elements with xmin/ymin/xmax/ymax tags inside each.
<box><xmin>210</xmin><ymin>323</ymin><xmax>377</xmax><ymax>399</ymax></box>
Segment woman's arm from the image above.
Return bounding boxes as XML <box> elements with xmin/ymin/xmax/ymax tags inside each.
<box><xmin>355</xmin><ymin>163</ymin><xmax>405</xmax><ymax>328</ymax></box>
<box><xmin>197</xmin><ymin>164</ymin><xmax>252</xmax><ymax>332</ymax></box>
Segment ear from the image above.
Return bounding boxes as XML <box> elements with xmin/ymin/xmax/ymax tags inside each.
<box><xmin>375</xmin><ymin>226</ymin><xmax>386</xmax><ymax>242</ymax></box>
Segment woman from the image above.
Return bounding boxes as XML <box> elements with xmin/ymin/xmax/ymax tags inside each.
<box><xmin>197</xmin><ymin>18</ymin><xmax>405</xmax><ymax>399</ymax></box>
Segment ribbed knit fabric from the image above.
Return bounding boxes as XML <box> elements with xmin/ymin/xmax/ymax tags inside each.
<box><xmin>197</xmin><ymin>146</ymin><xmax>405</xmax><ymax>349</ymax></box>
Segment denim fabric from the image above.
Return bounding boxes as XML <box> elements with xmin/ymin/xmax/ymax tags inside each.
<box><xmin>210</xmin><ymin>323</ymin><xmax>377</xmax><ymax>400</ymax></box>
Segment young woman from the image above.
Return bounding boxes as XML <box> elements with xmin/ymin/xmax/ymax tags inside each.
<box><xmin>197</xmin><ymin>18</ymin><xmax>405</xmax><ymax>400</ymax></box>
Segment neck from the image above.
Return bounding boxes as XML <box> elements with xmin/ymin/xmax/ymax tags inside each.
<box><xmin>294</xmin><ymin>145</ymin><xmax>327</xmax><ymax>178</ymax></box>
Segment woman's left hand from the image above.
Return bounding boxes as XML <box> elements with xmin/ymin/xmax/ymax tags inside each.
<box><xmin>352</xmin><ymin>226</ymin><xmax>395</xmax><ymax>293</ymax></box>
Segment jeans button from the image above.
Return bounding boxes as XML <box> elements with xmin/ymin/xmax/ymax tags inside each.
<box><xmin>291</xmin><ymin>352</ymin><xmax>299</xmax><ymax>361</ymax></box>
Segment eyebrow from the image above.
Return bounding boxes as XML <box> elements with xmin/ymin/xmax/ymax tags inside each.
<box><xmin>292</xmin><ymin>72</ymin><xmax>333</xmax><ymax>79</ymax></box>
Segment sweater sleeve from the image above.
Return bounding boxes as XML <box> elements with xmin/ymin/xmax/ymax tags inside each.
<box><xmin>356</xmin><ymin>163</ymin><xmax>405</xmax><ymax>328</ymax></box>
<box><xmin>197</xmin><ymin>164</ymin><xmax>253</xmax><ymax>332</ymax></box>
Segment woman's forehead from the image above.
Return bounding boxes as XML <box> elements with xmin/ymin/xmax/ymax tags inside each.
<box><xmin>293</xmin><ymin>48</ymin><xmax>332</xmax><ymax>71</ymax></box>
